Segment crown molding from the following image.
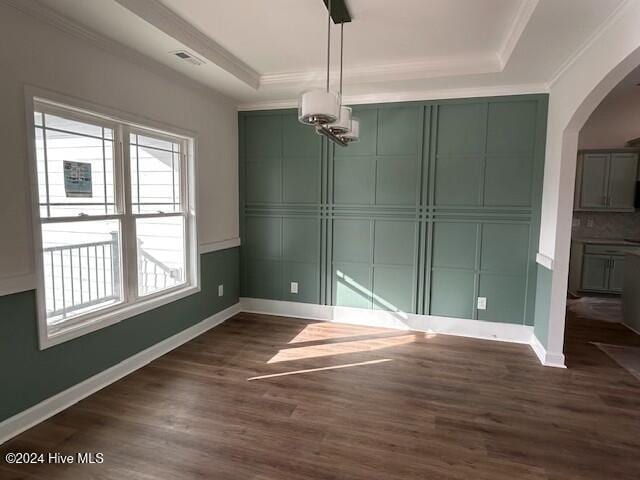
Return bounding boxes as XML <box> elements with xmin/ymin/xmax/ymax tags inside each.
<box><xmin>260</xmin><ymin>54</ymin><xmax>502</xmax><ymax>89</ymax></box>
<box><xmin>1</xmin><ymin>0</ymin><xmax>234</xmax><ymax>103</ymax></box>
<box><xmin>114</xmin><ymin>0</ymin><xmax>259</xmax><ymax>89</ymax></box>
<box><xmin>238</xmin><ymin>83</ymin><xmax>550</xmax><ymax>111</ymax></box>
<box><xmin>548</xmin><ymin>0</ymin><xmax>635</xmax><ymax>87</ymax></box>
<box><xmin>498</xmin><ymin>0</ymin><xmax>539</xmax><ymax>69</ymax></box>
<box><xmin>261</xmin><ymin>0</ymin><xmax>540</xmax><ymax>89</ymax></box>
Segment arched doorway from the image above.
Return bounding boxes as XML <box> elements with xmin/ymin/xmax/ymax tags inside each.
<box><xmin>534</xmin><ymin>0</ymin><xmax>640</xmax><ymax>367</ymax></box>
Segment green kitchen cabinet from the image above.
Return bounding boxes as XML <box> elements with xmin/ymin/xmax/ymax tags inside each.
<box><xmin>608</xmin><ymin>154</ymin><xmax>638</xmax><ymax>209</ymax></box>
<box><xmin>609</xmin><ymin>256</ymin><xmax>625</xmax><ymax>293</ymax></box>
<box><xmin>581</xmin><ymin>254</ymin><xmax>610</xmax><ymax>292</ymax></box>
<box><xmin>581</xmin><ymin>253</ymin><xmax>626</xmax><ymax>293</ymax></box>
<box><xmin>579</xmin><ymin>243</ymin><xmax>640</xmax><ymax>294</ymax></box>
<box><xmin>575</xmin><ymin>152</ymin><xmax>638</xmax><ymax>211</ymax></box>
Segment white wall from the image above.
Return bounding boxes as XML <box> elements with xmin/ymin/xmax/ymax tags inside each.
<box><xmin>538</xmin><ymin>0</ymin><xmax>640</xmax><ymax>358</ymax></box>
<box><xmin>579</xmin><ymin>71</ymin><xmax>640</xmax><ymax>149</ymax></box>
<box><xmin>0</xmin><ymin>3</ymin><xmax>239</xmax><ymax>294</ymax></box>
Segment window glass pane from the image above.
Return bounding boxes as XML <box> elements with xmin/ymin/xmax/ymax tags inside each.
<box><xmin>42</xmin><ymin>220</ymin><xmax>122</xmax><ymax>327</ymax></box>
<box><xmin>130</xmin><ymin>134</ymin><xmax>181</xmax><ymax>214</ymax></box>
<box><xmin>44</xmin><ymin>113</ymin><xmax>104</xmax><ymax>138</ymax></box>
<box><xmin>34</xmin><ymin>111</ymin><xmax>43</xmax><ymax>126</ymax></box>
<box><xmin>136</xmin><ymin>216</ymin><xmax>185</xmax><ymax>296</ymax></box>
<box><xmin>36</xmin><ymin>111</ymin><xmax>116</xmax><ymax>217</ymax></box>
<box><xmin>130</xmin><ymin>132</ymin><xmax>176</xmax><ymax>151</ymax></box>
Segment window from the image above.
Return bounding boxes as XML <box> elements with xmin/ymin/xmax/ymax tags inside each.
<box><xmin>30</xmin><ymin>98</ymin><xmax>198</xmax><ymax>347</ymax></box>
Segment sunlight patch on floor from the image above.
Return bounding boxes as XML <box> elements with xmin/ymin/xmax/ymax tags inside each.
<box><xmin>288</xmin><ymin>323</ymin><xmax>396</xmax><ymax>344</ymax></box>
<box><xmin>268</xmin><ymin>334</ymin><xmax>419</xmax><ymax>363</ymax></box>
<box><xmin>248</xmin><ymin>358</ymin><xmax>393</xmax><ymax>381</ymax></box>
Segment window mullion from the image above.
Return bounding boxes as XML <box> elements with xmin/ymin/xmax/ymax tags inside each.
<box><xmin>118</xmin><ymin>126</ymin><xmax>139</xmax><ymax>303</ymax></box>
<box><xmin>40</xmin><ymin>121</ymin><xmax>51</xmax><ymax>218</ymax></box>
<box><xmin>102</xmin><ymin>127</ymin><xmax>108</xmax><ymax>215</ymax></box>
<box><xmin>181</xmin><ymin>145</ymin><xmax>191</xmax><ymax>284</ymax></box>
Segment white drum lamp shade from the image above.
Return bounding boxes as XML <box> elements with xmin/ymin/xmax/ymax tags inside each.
<box><xmin>298</xmin><ymin>90</ymin><xmax>340</xmax><ymax>125</ymax></box>
<box><xmin>328</xmin><ymin>106</ymin><xmax>353</xmax><ymax>134</ymax></box>
<box><xmin>342</xmin><ymin>117</ymin><xmax>359</xmax><ymax>142</ymax></box>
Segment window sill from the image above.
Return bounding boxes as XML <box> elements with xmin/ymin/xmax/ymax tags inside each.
<box><xmin>39</xmin><ymin>284</ymin><xmax>201</xmax><ymax>350</ymax></box>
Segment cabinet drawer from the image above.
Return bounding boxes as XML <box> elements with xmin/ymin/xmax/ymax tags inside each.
<box><xmin>584</xmin><ymin>244</ymin><xmax>640</xmax><ymax>256</ymax></box>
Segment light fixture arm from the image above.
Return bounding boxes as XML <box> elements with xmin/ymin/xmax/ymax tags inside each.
<box><xmin>339</xmin><ymin>22</ymin><xmax>344</xmax><ymax>96</ymax></box>
<box><xmin>326</xmin><ymin>0</ymin><xmax>331</xmax><ymax>92</ymax></box>
<box><xmin>316</xmin><ymin>125</ymin><xmax>348</xmax><ymax>146</ymax></box>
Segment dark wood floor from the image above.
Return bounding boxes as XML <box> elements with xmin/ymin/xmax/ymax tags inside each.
<box><xmin>2</xmin><ymin>310</ymin><xmax>640</xmax><ymax>480</ymax></box>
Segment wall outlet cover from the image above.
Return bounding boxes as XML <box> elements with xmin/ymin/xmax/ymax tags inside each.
<box><xmin>290</xmin><ymin>282</ymin><xmax>298</xmax><ymax>294</ymax></box>
<box><xmin>587</xmin><ymin>218</ymin><xmax>594</xmax><ymax>228</ymax></box>
<box><xmin>218</xmin><ymin>284</ymin><xmax>224</xmax><ymax>297</ymax></box>
<box><xmin>477</xmin><ymin>297</ymin><xmax>487</xmax><ymax>310</ymax></box>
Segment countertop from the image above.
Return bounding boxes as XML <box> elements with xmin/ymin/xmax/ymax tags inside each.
<box><xmin>572</xmin><ymin>237</ymin><xmax>640</xmax><ymax>246</ymax></box>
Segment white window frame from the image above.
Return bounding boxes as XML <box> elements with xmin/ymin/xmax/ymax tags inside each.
<box><xmin>25</xmin><ymin>87</ymin><xmax>200</xmax><ymax>349</ymax></box>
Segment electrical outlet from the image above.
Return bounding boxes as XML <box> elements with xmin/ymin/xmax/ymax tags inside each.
<box><xmin>290</xmin><ymin>282</ymin><xmax>298</xmax><ymax>294</ymax></box>
<box><xmin>218</xmin><ymin>284</ymin><xmax>224</xmax><ymax>297</ymax></box>
<box><xmin>587</xmin><ymin>218</ymin><xmax>594</xmax><ymax>228</ymax></box>
<box><xmin>477</xmin><ymin>297</ymin><xmax>487</xmax><ymax>310</ymax></box>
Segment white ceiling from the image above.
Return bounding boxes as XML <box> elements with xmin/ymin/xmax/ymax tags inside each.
<box><xmin>30</xmin><ymin>0</ymin><xmax>627</xmax><ymax>108</ymax></box>
<box><xmin>159</xmin><ymin>0</ymin><xmax>522</xmax><ymax>73</ymax></box>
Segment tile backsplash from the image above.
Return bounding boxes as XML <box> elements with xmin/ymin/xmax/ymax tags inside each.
<box><xmin>572</xmin><ymin>211</ymin><xmax>640</xmax><ymax>239</ymax></box>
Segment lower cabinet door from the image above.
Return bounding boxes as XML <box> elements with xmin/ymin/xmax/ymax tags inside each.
<box><xmin>581</xmin><ymin>254</ymin><xmax>610</xmax><ymax>292</ymax></box>
<box><xmin>608</xmin><ymin>256</ymin><xmax>625</xmax><ymax>293</ymax></box>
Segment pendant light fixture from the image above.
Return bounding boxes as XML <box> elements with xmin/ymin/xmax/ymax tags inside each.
<box><xmin>341</xmin><ymin>117</ymin><xmax>359</xmax><ymax>143</ymax></box>
<box><xmin>298</xmin><ymin>0</ymin><xmax>340</xmax><ymax>126</ymax></box>
<box><xmin>299</xmin><ymin>0</ymin><xmax>359</xmax><ymax>146</ymax></box>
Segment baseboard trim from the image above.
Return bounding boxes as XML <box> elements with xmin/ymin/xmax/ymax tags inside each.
<box><xmin>0</xmin><ymin>302</ymin><xmax>241</xmax><ymax>445</ymax></box>
<box><xmin>240</xmin><ymin>297</ymin><xmax>534</xmax><ymax>344</ymax></box>
<box><xmin>530</xmin><ymin>334</ymin><xmax>566</xmax><ymax>368</ymax></box>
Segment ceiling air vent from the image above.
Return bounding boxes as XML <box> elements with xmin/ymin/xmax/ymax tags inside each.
<box><xmin>171</xmin><ymin>50</ymin><xmax>204</xmax><ymax>66</ymax></box>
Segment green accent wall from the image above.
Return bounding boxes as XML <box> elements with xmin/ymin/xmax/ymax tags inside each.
<box><xmin>0</xmin><ymin>247</ymin><xmax>239</xmax><ymax>422</ymax></box>
<box><xmin>533</xmin><ymin>264</ymin><xmax>552</xmax><ymax>348</ymax></box>
<box><xmin>239</xmin><ymin>95</ymin><xmax>548</xmax><ymax>326</ymax></box>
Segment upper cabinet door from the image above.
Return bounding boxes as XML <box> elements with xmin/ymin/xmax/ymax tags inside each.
<box><xmin>579</xmin><ymin>154</ymin><xmax>609</xmax><ymax>209</ymax></box>
<box><xmin>607</xmin><ymin>153</ymin><xmax>638</xmax><ymax>210</ymax></box>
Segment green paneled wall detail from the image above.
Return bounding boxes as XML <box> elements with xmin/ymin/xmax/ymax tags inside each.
<box><xmin>239</xmin><ymin>94</ymin><xmax>547</xmax><ymax>326</ymax></box>
<box><xmin>332</xmin><ymin>218</ymin><xmax>418</xmax><ymax>312</ymax></box>
<box><xmin>0</xmin><ymin>247</ymin><xmax>240</xmax><ymax>422</ymax></box>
